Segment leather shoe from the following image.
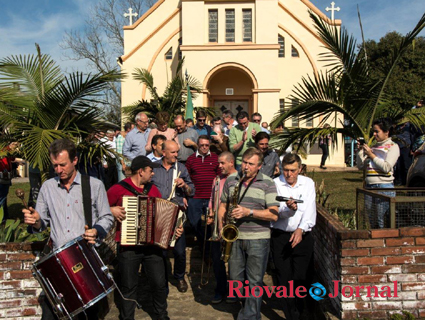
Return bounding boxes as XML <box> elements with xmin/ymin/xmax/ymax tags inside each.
<box><xmin>176</xmin><ymin>279</ymin><xmax>188</xmax><ymax>293</ymax></box>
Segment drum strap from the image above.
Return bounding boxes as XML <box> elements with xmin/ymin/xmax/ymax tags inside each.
<box><xmin>81</xmin><ymin>174</ymin><xmax>92</xmax><ymax>228</ymax></box>
<box><xmin>118</xmin><ymin>180</ymin><xmax>152</xmax><ymax>196</ymax></box>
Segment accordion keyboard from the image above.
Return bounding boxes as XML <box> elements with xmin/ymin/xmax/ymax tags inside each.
<box><xmin>121</xmin><ymin>196</ymin><xmax>138</xmax><ymax>245</ymax></box>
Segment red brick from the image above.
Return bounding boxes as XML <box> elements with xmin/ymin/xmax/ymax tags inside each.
<box><xmin>341</xmin><ymin>258</ymin><xmax>356</xmax><ymax>266</ymax></box>
<box><xmin>341</xmin><ymin>311</ymin><xmax>356</xmax><ymax>319</ymax></box>
<box><xmin>418</xmin><ymin>292</ymin><xmax>425</xmax><ymax>300</ymax></box>
<box><xmin>357</xmin><ymin>257</ymin><xmax>384</xmax><ymax>265</ymax></box>
<box><xmin>341</xmin><ymin>249</ymin><xmax>369</xmax><ymax>257</ymax></box>
<box><xmin>342</xmin><ymin>240</ymin><xmax>357</xmax><ymax>248</ymax></box>
<box><xmin>373</xmin><ymin>301</ymin><xmax>402</xmax><ymax>310</ymax></box>
<box><xmin>386</xmin><ymin>238</ymin><xmax>415</xmax><ymax>246</ymax></box>
<box><xmin>371</xmin><ymin>229</ymin><xmax>399</xmax><ymax>238</ymax></box>
<box><xmin>371</xmin><ymin>247</ymin><xmax>401</xmax><ymax>255</ymax></box>
<box><xmin>0</xmin><ymin>299</ymin><xmax>22</xmax><ymax>308</ymax></box>
<box><xmin>386</xmin><ymin>256</ymin><xmax>414</xmax><ymax>265</ymax></box>
<box><xmin>342</xmin><ymin>267</ymin><xmax>369</xmax><ymax>275</ymax></box>
<box><xmin>357</xmin><ymin>311</ymin><xmax>388</xmax><ymax>319</ymax></box>
<box><xmin>342</xmin><ymin>275</ymin><xmax>358</xmax><ymax>283</ymax></box>
<box><xmin>0</xmin><ymin>254</ymin><xmax>6</xmax><ymax>261</ymax></box>
<box><xmin>8</xmin><ymin>270</ymin><xmax>33</xmax><ymax>279</ymax></box>
<box><xmin>416</xmin><ymin>256</ymin><xmax>425</xmax><ymax>263</ymax></box>
<box><xmin>340</xmin><ymin>230</ymin><xmax>370</xmax><ymax>240</ymax></box>
<box><xmin>358</xmin><ymin>275</ymin><xmax>387</xmax><ymax>283</ymax></box>
<box><xmin>403</xmin><ymin>300</ymin><xmax>425</xmax><ymax>309</ymax></box>
<box><xmin>399</xmin><ymin>227</ymin><xmax>425</xmax><ymax>236</ymax></box>
<box><xmin>357</xmin><ymin>239</ymin><xmax>384</xmax><ymax>247</ymax></box>
<box><xmin>401</xmin><ymin>246</ymin><xmax>425</xmax><ymax>254</ymax></box>
<box><xmin>22</xmin><ymin>308</ymin><xmax>37</xmax><ymax>316</ymax></box>
<box><xmin>372</xmin><ymin>266</ymin><xmax>402</xmax><ymax>274</ymax></box>
<box><xmin>7</xmin><ymin>253</ymin><xmax>36</xmax><ymax>261</ymax></box>
<box><xmin>0</xmin><ymin>280</ymin><xmax>21</xmax><ymax>289</ymax></box>
<box><xmin>402</xmin><ymin>283</ymin><xmax>425</xmax><ymax>291</ymax></box>
<box><xmin>420</xmin><ymin>310</ymin><xmax>425</xmax><ymax>318</ymax></box>
<box><xmin>388</xmin><ymin>274</ymin><xmax>417</xmax><ymax>282</ymax></box>
<box><xmin>416</xmin><ymin>237</ymin><xmax>425</xmax><ymax>245</ymax></box>
<box><xmin>0</xmin><ymin>261</ymin><xmax>22</xmax><ymax>270</ymax></box>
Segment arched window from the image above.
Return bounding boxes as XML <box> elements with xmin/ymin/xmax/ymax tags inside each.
<box><xmin>291</xmin><ymin>45</ymin><xmax>299</xmax><ymax>57</ymax></box>
<box><xmin>278</xmin><ymin>35</ymin><xmax>285</xmax><ymax>58</ymax></box>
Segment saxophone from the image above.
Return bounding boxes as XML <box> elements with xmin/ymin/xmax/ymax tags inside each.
<box><xmin>221</xmin><ymin>173</ymin><xmax>244</xmax><ymax>262</ymax></box>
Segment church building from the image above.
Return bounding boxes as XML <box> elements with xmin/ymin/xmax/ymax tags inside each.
<box><xmin>120</xmin><ymin>0</ymin><xmax>345</xmax><ymax>166</ymax></box>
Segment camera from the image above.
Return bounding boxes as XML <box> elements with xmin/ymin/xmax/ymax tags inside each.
<box><xmin>358</xmin><ymin>137</ymin><xmax>365</xmax><ymax>145</ymax></box>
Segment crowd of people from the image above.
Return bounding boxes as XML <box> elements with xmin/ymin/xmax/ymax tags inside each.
<box><xmin>8</xmin><ymin>104</ymin><xmax>423</xmax><ymax>319</ymax></box>
<box><xmin>17</xmin><ymin>109</ymin><xmax>317</xmax><ymax>320</ymax></box>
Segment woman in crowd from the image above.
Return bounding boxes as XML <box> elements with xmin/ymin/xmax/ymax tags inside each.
<box><xmin>145</xmin><ymin>111</ymin><xmax>180</xmax><ymax>152</ymax></box>
<box><xmin>356</xmin><ymin>118</ymin><xmax>400</xmax><ymax>228</ymax></box>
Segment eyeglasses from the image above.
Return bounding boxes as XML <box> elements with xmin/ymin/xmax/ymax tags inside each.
<box><xmin>253</xmin><ymin>119</ymin><xmax>261</xmax><ymax>123</ymax></box>
<box><xmin>197</xmin><ymin>118</ymin><xmax>206</xmax><ymax>122</ymax></box>
<box><xmin>199</xmin><ymin>144</ymin><xmax>210</xmax><ymax>147</ymax></box>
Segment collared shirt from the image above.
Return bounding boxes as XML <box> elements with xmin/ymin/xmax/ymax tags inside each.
<box><xmin>152</xmin><ymin>161</ymin><xmax>195</xmax><ymax>207</ymax></box>
<box><xmin>271</xmin><ymin>174</ymin><xmax>316</xmax><ymax>233</ymax></box>
<box><xmin>176</xmin><ymin>127</ymin><xmax>199</xmax><ymax>162</ymax></box>
<box><xmin>186</xmin><ymin>151</ymin><xmax>220</xmax><ymax>199</ymax></box>
<box><xmin>194</xmin><ymin>124</ymin><xmax>211</xmax><ymax>137</ymax></box>
<box><xmin>221</xmin><ymin>172</ymin><xmax>279</xmax><ymax>239</ymax></box>
<box><xmin>229</xmin><ymin>122</ymin><xmax>263</xmax><ymax>165</ymax></box>
<box><xmin>35</xmin><ymin>172</ymin><xmax>113</xmax><ymax>249</ymax></box>
<box><xmin>122</xmin><ymin>127</ymin><xmax>151</xmax><ymax>161</ymax></box>
<box><xmin>260</xmin><ymin>150</ymin><xmax>282</xmax><ymax>178</ymax></box>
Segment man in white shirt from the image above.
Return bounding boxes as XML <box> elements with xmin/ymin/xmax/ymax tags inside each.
<box><xmin>272</xmin><ymin>153</ymin><xmax>316</xmax><ymax>320</ymax></box>
<box><xmin>147</xmin><ymin>134</ymin><xmax>166</xmax><ymax>162</ymax></box>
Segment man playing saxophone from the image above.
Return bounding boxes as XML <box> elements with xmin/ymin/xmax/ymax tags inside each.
<box><xmin>218</xmin><ymin>148</ymin><xmax>279</xmax><ymax>320</ymax></box>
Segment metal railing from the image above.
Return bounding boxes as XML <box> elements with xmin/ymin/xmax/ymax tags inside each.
<box><xmin>356</xmin><ymin>188</ymin><xmax>425</xmax><ymax>229</ymax></box>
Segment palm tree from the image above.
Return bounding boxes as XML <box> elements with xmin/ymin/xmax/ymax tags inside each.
<box><xmin>270</xmin><ymin>12</ymin><xmax>425</xmax><ymax>151</ymax></box>
<box><xmin>0</xmin><ymin>44</ymin><xmax>122</xmax><ymax>181</ymax></box>
<box><xmin>123</xmin><ymin>57</ymin><xmax>215</xmax><ymax>123</ymax></box>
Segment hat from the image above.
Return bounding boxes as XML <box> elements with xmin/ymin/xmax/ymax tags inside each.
<box><xmin>130</xmin><ymin>156</ymin><xmax>160</xmax><ymax>171</ymax></box>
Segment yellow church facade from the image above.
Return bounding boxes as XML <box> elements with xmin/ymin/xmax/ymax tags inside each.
<box><xmin>120</xmin><ymin>0</ymin><xmax>346</xmax><ymax>167</ymax></box>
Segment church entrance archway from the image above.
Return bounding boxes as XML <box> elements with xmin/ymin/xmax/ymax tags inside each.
<box><xmin>204</xmin><ymin>63</ymin><xmax>257</xmax><ymax>115</ymax></box>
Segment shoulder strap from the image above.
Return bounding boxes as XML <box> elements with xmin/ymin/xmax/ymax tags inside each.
<box><xmin>81</xmin><ymin>174</ymin><xmax>92</xmax><ymax>229</ymax></box>
<box><xmin>118</xmin><ymin>180</ymin><xmax>153</xmax><ymax>196</ymax></box>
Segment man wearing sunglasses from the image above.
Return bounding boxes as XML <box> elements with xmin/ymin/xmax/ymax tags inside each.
<box><xmin>193</xmin><ymin>110</ymin><xmax>212</xmax><ymax>137</ymax></box>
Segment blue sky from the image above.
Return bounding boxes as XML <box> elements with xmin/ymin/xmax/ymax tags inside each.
<box><xmin>0</xmin><ymin>0</ymin><xmax>423</xmax><ymax>73</ymax></box>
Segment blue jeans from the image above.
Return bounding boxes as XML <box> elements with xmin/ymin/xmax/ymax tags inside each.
<box><xmin>229</xmin><ymin>239</ymin><xmax>270</xmax><ymax>320</ymax></box>
<box><xmin>187</xmin><ymin>198</ymin><xmax>209</xmax><ymax>248</ymax></box>
<box><xmin>0</xmin><ymin>183</ymin><xmax>11</xmax><ymax>221</ymax></box>
<box><xmin>366</xmin><ymin>183</ymin><xmax>395</xmax><ymax>228</ymax></box>
<box><xmin>117</xmin><ymin>161</ymin><xmax>126</xmax><ymax>182</ymax></box>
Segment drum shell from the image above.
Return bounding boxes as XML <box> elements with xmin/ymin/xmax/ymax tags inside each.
<box><xmin>33</xmin><ymin>236</ymin><xmax>115</xmax><ymax>318</ymax></box>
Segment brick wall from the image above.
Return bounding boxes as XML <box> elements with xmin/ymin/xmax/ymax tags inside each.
<box><xmin>0</xmin><ymin>242</ymin><xmax>43</xmax><ymax>319</ymax></box>
<box><xmin>314</xmin><ymin>205</ymin><xmax>425</xmax><ymax>319</ymax></box>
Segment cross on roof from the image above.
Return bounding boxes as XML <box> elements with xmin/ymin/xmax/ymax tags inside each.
<box><xmin>124</xmin><ymin>8</ymin><xmax>138</xmax><ymax>25</ymax></box>
<box><xmin>325</xmin><ymin>2</ymin><xmax>340</xmax><ymax>21</ymax></box>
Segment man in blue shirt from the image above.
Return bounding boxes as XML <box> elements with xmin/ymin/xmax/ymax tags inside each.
<box><xmin>193</xmin><ymin>110</ymin><xmax>212</xmax><ymax>137</ymax></box>
<box><xmin>123</xmin><ymin>112</ymin><xmax>151</xmax><ymax>161</ymax></box>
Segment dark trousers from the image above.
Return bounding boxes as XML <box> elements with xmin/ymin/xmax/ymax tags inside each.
<box><xmin>319</xmin><ymin>144</ymin><xmax>329</xmax><ymax>166</ymax></box>
<box><xmin>40</xmin><ymin>293</ymin><xmax>98</xmax><ymax>320</ymax></box>
<box><xmin>119</xmin><ymin>246</ymin><xmax>168</xmax><ymax>320</ymax></box>
<box><xmin>163</xmin><ymin>229</ymin><xmax>187</xmax><ymax>281</ymax></box>
<box><xmin>204</xmin><ymin>225</ymin><xmax>227</xmax><ymax>296</ymax></box>
<box><xmin>271</xmin><ymin>229</ymin><xmax>314</xmax><ymax>320</ymax></box>
<box><xmin>104</xmin><ymin>161</ymin><xmax>118</xmax><ymax>190</ymax></box>
<box><xmin>187</xmin><ymin>198</ymin><xmax>209</xmax><ymax>250</ymax></box>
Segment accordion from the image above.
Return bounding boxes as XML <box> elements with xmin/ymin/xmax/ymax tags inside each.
<box><xmin>121</xmin><ymin>196</ymin><xmax>179</xmax><ymax>249</ymax></box>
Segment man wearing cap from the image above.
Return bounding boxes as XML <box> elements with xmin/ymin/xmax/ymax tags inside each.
<box><xmin>107</xmin><ymin>156</ymin><xmax>178</xmax><ymax>320</ymax></box>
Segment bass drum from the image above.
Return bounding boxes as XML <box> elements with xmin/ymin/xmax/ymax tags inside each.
<box><xmin>33</xmin><ymin>236</ymin><xmax>115</xmax><ymax>319</ymax></box>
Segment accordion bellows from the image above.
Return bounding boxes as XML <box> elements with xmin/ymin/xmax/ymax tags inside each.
<box><xmin>121</xmin><ymin>196</ymin><xmax>179</xmax><ymax>249</ymax></box>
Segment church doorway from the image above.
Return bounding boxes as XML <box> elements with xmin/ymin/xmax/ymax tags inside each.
<box><xmin>204</xmin><ymin>63</ymin><xmax>257</xmax><ymax>115</ymax></box>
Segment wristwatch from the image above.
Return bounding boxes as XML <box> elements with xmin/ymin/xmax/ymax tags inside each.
<box><xmin>249</xmin><ymin>209</ymin><xmax>254</xmax><ymax>217</ymax></box>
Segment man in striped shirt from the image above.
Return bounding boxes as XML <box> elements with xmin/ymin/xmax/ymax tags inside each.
<box><xmin>218</xmin><ymin>147</ymin><xmax>279</xmax><ymax>320</ymax></box>
<box><xmin>186</xmin><ymin>135</ymin><xmax>221</xmax><ymax>252</ymax></box>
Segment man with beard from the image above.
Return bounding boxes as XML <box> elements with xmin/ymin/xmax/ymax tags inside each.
<box><xmin>152</xmin><ymin>140</ymin><xmax>195</xmax><ymax>292</ymax></box>
<box><xmin>218</xmin><ymin>147</ymin><xmax>279</xmax><ymax>320</ymax></box>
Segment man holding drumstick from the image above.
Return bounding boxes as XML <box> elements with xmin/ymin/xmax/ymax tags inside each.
<box><xmin>24</xmin><ymin>138</ymin><xmax>113</xmax><ymax>320</ymax></box>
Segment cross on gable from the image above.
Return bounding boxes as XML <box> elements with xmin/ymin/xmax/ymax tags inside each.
<box><xmin>124</xmin><ymin>8</ymin><xmax>138</xmax><ymax>25</ymax></box>
<box><xmin>325</xmin><ymin>2</ymin><xmax>340</xmax><ymax>21</ymax></box>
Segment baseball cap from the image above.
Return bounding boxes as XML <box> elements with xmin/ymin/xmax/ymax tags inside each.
<box><xmin>130</xmin><ymin>156</ymin><xmax>160</xmax><ymax>171</ymax></box>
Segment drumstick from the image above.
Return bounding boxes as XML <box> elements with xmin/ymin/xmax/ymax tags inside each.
<box><xmin>167</xmin><ymin>171</ymin><xmax>181</xmax><ymax>201</ymax></box>
<box><xmin>15</xmin><ymin>188</ymin><xmax>28</xmax><ymax>209</ymax></box>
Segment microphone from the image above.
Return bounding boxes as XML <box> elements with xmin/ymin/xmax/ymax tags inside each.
<box><xmin>276</xmin><ymin>196</ymin><xmax>303</xmax><ymax>203</ymax></box>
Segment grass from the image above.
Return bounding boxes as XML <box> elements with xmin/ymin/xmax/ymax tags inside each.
<box><xmin>307</xmin><ymin>169</ymin><xmax>363</xmax><ymax>214</ymax></box>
